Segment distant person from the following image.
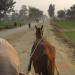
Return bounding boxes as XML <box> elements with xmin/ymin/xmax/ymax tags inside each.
<box><xmin>28</xmin><ymin>23</ymin><xmax>31</xmax><ymax>29</ymax></box>
<box><xmin>36</xmin><ymin>19</ymin><xmax>39</xmax><ymax>23</ymax></box>
<box><xmin>14</xmin><ymin>22</ymin><xmax>17</xmax><ymax>27</ymax></box>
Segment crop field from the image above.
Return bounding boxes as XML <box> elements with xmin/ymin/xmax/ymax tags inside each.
<box><xmin>65</xmin><ymin>31</ymin><xmax>75</xmax><ymax>44</ymax></box>
<box><xmin>0</xmin><ymin>21</ymin><xmax>26</xmax><ymax>30</ymax></box>
<box><xmin>0</xmin><ymin>21</ymin><xmax>14</xmax><ymax>29</ymax></box>
<box><xmin>56</xmin><ymin>20</ymin><xmax>75</xmax><ymax>44</ymax></box>
<box><xmin>56</xmin><ymin>20</ymin><xmax>75</xmax><ymax>29</ymax></box>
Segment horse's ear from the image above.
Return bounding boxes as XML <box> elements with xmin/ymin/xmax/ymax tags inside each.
<box><xmin>41</xmin><ymin>25</ymin><xmax>43</xmax><ymax>30</ymax></box>
<box><xmin>35</xmin><ymin>25</ymin><xmax>37</xmax><ymax>30</ymax></box>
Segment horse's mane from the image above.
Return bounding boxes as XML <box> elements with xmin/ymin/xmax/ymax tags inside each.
<box><xmin>0</xmin><ymin>38</ymin><xmax>13</xmax><ymax>53</ymax></box>
<box><xmin>0</xmin><ymin>38</ymin><xmax>12</xmax><ymax>48</ymax></box>
<box><xmin>0</xmin><ymin>38</ymin><xmax>6</xmax><ymax>44</ymax></box>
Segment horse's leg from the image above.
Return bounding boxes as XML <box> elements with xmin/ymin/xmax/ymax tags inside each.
<box><xmin>41</xmin><ymin>55</ymin><xmax>55</xmax><ymax>75</ymax></box>
<box><xmin>33</xmin><ymin>61</ymin><xmax>41</xmax><ymax>75</ymax></box>
<box><xmin>49</xmin><ymin>56</ymin><xmax>55</xmax><ymax>75</ymax></box>
<box><xmin>41</xmin><ymin>55</ymin><xmax>50</xmax><ymax>75</ymax></box>
<box><xmin>52</xmin><ymin>57</ymin><xmax>55</xmax><ymax>75</ymax></box>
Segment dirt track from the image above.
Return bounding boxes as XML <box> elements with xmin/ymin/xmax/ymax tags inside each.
<box><xmin>0</xmin><ymin>20</ymin><xmax>75</xmax><ymax>75</ymax></box>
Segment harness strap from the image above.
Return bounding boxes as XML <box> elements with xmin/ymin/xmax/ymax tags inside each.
<box><xmin>30</xmin><ymin>39</ymin><xmax>42</xmax><ymax>59</ymax></box>
<box><xmin>55</xmin><ymin>64</ymin><xmax>60</xmax><ymax>75</ymax></box>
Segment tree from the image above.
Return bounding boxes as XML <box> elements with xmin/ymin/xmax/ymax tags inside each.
<box><xmin>66</xmin><ymin>4</ymin><xmax>75</xmax><ymax>19</ymax></box>
<box><xmin>69</xmin><ymin>4</ymin><xmax>75</xmax><ymax>19</ymax></box>
<box><xmin>0</xmin><ymin>0</ymin><xmax>16</xmax><ymax>20</ymax></box>
<box><xmin>11</xmin><ymin>10</ymin><xmax>19</xmax><ymax>21</ymax></box>
<box><xmin>19</xmin><ymin>5</ymin><xmax>27</xmax><ymax>17</ymax></box>
<box><xmin>19</xmin><ymin>5</ymin><xmax>28</xmax><ymax>21</ymax></box>
<box><xmin>66</xmin><ymin>9</ymin><xmax>71</xmax><ymax>19</ymax></box>
<box><xmin>48</xmin><ymin>4</ymin><xmax>55</xmax><ymax>18</ymax></box>
<box><xmin>29</xmin><ymin>7</ymin><xmax>43</xmax><ymax>20</ymax></box>
<box><xmin>57</xmin><ymin>10</ymin><xmax>66</xmax><ymax>18</ymax></box>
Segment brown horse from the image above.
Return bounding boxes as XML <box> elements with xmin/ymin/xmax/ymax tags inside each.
<box><xmin>28</xmin><ymin>25</ymin><xmax>56</xmax><ymax>75</ymax></box>
<box><xmin>0</xmin><ymin>38</ymin><xmax>25</xmax><ymax>75</ymax></box>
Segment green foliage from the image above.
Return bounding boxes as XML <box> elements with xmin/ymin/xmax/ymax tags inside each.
<box><xmin>66</xmin><ymin>4</ymin><xmax>75</xmax><ymax>19</ymax></box>
<box><xmin>11</xmin><ymin>5</ymin><xmax>28</xmax><ymax>23</ymax></box>
<box><xmin>0</xmin><ymin>0</ymin><xmax>16</xmax><ymax>19</ymax></box>
<box><xmin>29</xmin><ymin>7</ymin><xmax>43</xmax><ymax>20</ymax></box>
<box><xmin>12</xmin><ymin>11</ymin><xmax>19</xmax><ymax>21</ymax></box>
<box><xmin>57</xmin><ymin>4</ymin><xmax>75</xmax><ymax>20</ymax></box>
<box><xmin>19</xmin><ymin>5</ymin><xmax>28</xmax><ymax>17</ymax></box>
<box><xmin>48</xmin><ymin>4</ymin><xmax>55</xmax><ymax>18</ymax></box>
<box><xmin>57</xmin><ymin>10</ymin><xmax>66</xmax><ymax>18</ymax></box>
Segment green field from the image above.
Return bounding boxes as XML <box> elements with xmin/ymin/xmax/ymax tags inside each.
<box><xmin>56</xmin><ymin>20</ymin><xmax>75</xmax><ymax>29</ymax></box>
<box><xmin>0</xmin><ymin>21</ymin><xmax>25</xmax><ymax>30</ymax></box>
<box><xmin>0</xmin><ymin>21</ymin><xmax>14</xmax><ymax>28</ymax></box>
<box><xmin>55</xmin><ymin>20</ymin><xmax>75</xmax><ymax>44</ymax></box>
<box><xmin>65</xmin><ymin>32</ymin><xmax>75</xmax><ymax>44</ymax></box>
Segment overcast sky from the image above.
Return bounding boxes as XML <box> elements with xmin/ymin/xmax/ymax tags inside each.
<box><xmin>14</xmin><ymin>0</ymin><xmax>75</xmax><ymax>15</ymax></box>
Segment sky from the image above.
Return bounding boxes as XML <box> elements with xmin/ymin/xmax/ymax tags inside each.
<box><xmin>14</xmin><ymin>0</ymin><xmax>75</xmax><ymax>16</ymax></box>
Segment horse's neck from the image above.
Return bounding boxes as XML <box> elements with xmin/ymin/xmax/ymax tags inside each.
<box><xmin>35</xmin><ymin>38</ymin><xmax>46</xmax><ymax>46</ymax></box>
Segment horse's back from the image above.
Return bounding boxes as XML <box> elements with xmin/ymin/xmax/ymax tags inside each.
<box><xmin>46</xmin><ymin>41</ymin><xmax>56</xmax><ymax>59</ymax></box>
<box><xmin>38</xmin><ymin>39</ymin><xmax>55</xmax><ymax>57</ymax></box>
<box><xmin>0</xmin><ymin>38</ymin><xmax>20</xmax><ymax>75</ymax></box>
<box><xmin>32</xmin><ymin>39</ymin><xmax>55</xmax><ymax>61</ymax></box>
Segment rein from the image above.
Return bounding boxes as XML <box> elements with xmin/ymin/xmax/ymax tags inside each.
<box><xmin>55</xmin><ymin>64</ymin><xmax>60</xmax><ymax>75</ymax></box>
<box><xmin>30</xmin><ymin>38</ymin><xmax>42</xmax><ymax>58</ymax></box>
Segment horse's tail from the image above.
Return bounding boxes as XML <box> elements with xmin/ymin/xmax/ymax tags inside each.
<box><xmin>41</xmin><ymin>55</ymin><xmax>50</xmax><ymax>75</ymax></box>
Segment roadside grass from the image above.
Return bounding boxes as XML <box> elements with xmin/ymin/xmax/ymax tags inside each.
<box><xmin>0</xmin><ymin>21</ymin><xmax>13</xmax><ymax>28</ymax></box>
<box><xmin>54</xmin><ymin>20</ymin><xmax>75</xmax><ymax>44</ymax></box>
<box><xmin>56</xmin><ymin>20</ymin><xmax>75</xmax><ymax>29</ymax></box>
<box><xmin>64</xmin><ymin>31</ymin><xmax>75</xmax><ymax>44</ymax></box>
<box><xmin>0</xmin><ymin>21</ymin><xmax>24</xmax><ymax>30</ymax></box>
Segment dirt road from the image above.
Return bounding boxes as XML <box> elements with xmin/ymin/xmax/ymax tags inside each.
<box><xmin>0</xmin><ymin>20</ymin><xmax>75</xmax><ymax>75</ymax></box>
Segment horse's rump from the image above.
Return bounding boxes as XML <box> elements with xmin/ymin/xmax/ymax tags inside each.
<box><xmin>0</xmin><ymin>38</ymin><xmax>20</xmax><ymax>75</ymax></box>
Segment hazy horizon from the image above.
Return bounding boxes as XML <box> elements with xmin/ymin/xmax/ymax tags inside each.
<box><xmin>14</xmin><ymin>0</ymin><xmax>75</xmax><ymax>16</ymax></box>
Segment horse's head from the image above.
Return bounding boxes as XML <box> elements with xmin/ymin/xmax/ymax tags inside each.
<box><xmin>35</xmin><ymin>25</ymin><xmax>43</xmax><ymax>39</ymax></box>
